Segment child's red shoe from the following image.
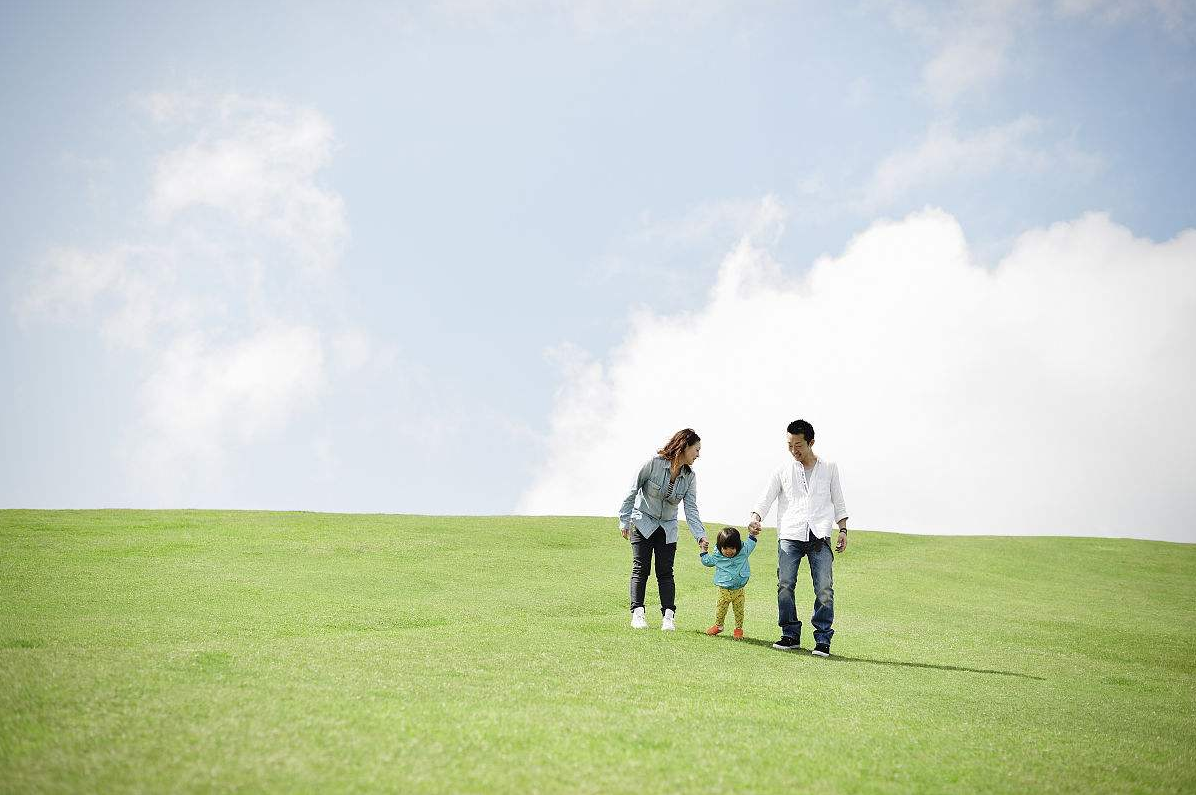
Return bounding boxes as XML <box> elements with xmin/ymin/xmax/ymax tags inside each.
<box><xmin>706</xmin><ymin>625</ymin><xmax>723</xmax><ymax>635</ymax></box>
<box><xmin>732</xmin><ymin>628</ymin><xmax>744</xmax><ymax>639</ymax></box>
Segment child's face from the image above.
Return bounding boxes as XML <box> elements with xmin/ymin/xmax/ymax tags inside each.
<box><xmin>720</xmin><ymin>546</ymin><xmax>738</xmax><ymax>558</ymax></box>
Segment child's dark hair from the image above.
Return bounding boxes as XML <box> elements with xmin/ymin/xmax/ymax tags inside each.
<box><xmin>716</xmin><ymin>527</ymin><xmax>742</xmax><ymax>555</ymax></box>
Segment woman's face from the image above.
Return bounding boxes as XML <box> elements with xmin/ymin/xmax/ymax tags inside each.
<box><xmin>683</xmin><ymin>441</ymin><xmax>701</xmax><ymax>466</ymax></box>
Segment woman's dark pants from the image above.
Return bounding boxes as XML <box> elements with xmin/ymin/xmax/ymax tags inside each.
<box><xmin>629</xmin><ymin>526</ymin><xmax>677</xmax><ymax>615</ymax></box>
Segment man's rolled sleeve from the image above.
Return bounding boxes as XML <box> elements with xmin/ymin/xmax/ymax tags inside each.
<box><xmin>753</xmin><ymin>470</ymin><xmax>782</xmax><ymax>522</ymax></box>
<box><xmin>830</xmin><ymin>463</ymin><xmax>849</xmax><ymax>524</ymax></box>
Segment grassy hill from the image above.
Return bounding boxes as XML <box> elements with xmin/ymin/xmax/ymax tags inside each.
<box><xmin>2</xmin><ymin>510</ymin><xmax>1194</xmax><ymax>793</ymax></box>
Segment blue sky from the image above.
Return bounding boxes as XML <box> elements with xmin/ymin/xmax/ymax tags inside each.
<box><xmin>3</xmin><ymin>1</ymin><xmax>1194</xmax><ymax>541</ymax></box>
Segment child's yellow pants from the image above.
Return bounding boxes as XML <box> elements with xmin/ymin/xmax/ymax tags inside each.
<box><xmin>715</xmin><ymin>586</ymin><xmax>745</xmax><ymax>628</ymax></box>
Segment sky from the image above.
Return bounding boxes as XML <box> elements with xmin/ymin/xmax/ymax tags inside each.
<box><xmin>2</xmin><ymin>0</ymin><xmax>1194</xmax><ymax>542</ymax></box>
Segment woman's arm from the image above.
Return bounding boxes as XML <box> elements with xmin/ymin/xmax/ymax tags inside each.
<box><xmin>618</xmin><ymin>458</ymin><xmax>653</xmax><ymax>533</ymax></box>
<box><xmin>682</xmin><ymin>474</ymin><xmax>707</xmax><ymax>544</ymax></box>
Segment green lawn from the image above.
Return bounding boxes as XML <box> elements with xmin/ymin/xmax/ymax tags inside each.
<box><xmin>2</xmin><ymin>510</ymin><xmax>1194</xmax><ymax>794</ymax></box>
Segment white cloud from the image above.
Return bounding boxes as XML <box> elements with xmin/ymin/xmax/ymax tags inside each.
<box><xmin>585</xmin><ymin>196</ymin><xmax>787</xmax><ymax>288</ymax></box>
<box><xmin>921</xmin><ymin>26</ymin><xmax>1014</xmax><ymax>105</ymax></box>
<box><xmin>521</xmin><ymin>203</ymin><xmax>1196</xmax><ymax>542</ymax></box>
<box><xmin>19</xmin><ymin>246</ymin><xmax>128</xmax><ymax>320</ymax></box>
<box><xmin>860</xmin><ymin>116</ymin><xmax>1102</xmax><ymax>210</ymax></box>
<box><xmin>147</xmin><ymin>96</ymin><xmax>347</xmax><ymax>272</ymax></box>
<box><xmin>133</xmin><ymin>323</ymin><xmax>326</xmax><ymax>475</ymax></box>
<box><xmin>1055</xmin><ymin>0</ymin><xmax>1196</xmax><ymax>34</ymax></box>
<box><xmin>882</xmin><ymin>0</ymin><xmax>1193</xmax><ymax>107</ymax></box>
<box><xmin>431</xmin><ymin>0</ymin><xmax>729</xmax><ymax>34</ymax></box>
<box><xmin>876</xmin><ymin>0</ymin><xmax>1036</xmax><ymax>105</ymax></box>
<box><xmin>17</xmin><ymin>244</ymin><xmax>199</xmax><ymax>350</ymax></box>
<box><xmin>20</xmin><ymin>93</ymin><xmax>361</xmax><ymax>494</ymax></box>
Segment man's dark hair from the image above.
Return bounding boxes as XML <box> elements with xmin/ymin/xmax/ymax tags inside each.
<box><xmin>786</xmin><ymin>419</ymin><xmax>815</xmax><ymax>443</ymax></box>
<box><xmin>716</xmin><ymin>527</ymin><xmax>742</xmax><ymax>555</ymax></box>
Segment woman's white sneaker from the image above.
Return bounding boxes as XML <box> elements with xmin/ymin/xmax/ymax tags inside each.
<box><xmin>631</xmin><ymin>607</ymin><xmax>648</xmax><ymax>629</ymax></box>
<box><xmin>661</xmin><ymin>609</ymin><xmax>676</xmax><ymax>631</ymax></box>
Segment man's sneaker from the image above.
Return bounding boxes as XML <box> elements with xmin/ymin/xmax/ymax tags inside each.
<box><xmin>706</xmin><ymin>625</ymin><xmax>723</xmax><ymax>635</ymax></box>
<box><xmin>812</xmin><ymin>643</ymin><xmax>831</xmax><ymax>657</ymax></box>
<box><xmin>732</xmin><ymin>628</ymin><xmax>744</xmax><ymax>640</ymax></box>
<box><xmin>661</xmin><ymin>609</ymin><xmax>676</xmax><ymax>631</ymax></box>
<box><xmin>772</xmin><ymin>635</ymin><xmax>800</xmax><ymax>650</ymax></box>
<box><xmin>631</xmin><ymin>607</ymin><xmax>648</xmax><ymax>629</ymax></box>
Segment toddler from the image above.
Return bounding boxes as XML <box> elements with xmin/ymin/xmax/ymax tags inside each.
<box><xmin>700</xmin><ymin>526</ymin><xmax>759</xmax><ymax>639</ymax></box>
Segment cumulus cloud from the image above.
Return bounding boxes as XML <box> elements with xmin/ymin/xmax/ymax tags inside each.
<box><xmin>520</xmin><ymin>201</ymin><xmax>1196</xmax><ymax>542</ymax></box>
<box><xmin>19</xmin><ymin>93</ymin><xmax>367</xmax><ymax>491</ymax></box>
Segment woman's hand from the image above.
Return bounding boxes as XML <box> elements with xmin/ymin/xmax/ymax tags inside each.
<box><xmin>621</xmin><ymin>527</ymin><xmax>630</xmax><ymax>540</ymax></box>
<box><xmin>698</xmin><ymin>538</ymin><xmax>709</xmax><ymax>553</ymax></box>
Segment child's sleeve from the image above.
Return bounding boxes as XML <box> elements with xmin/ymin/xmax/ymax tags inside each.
<box><xmin>699</xmin><ymin>552</ymin><xmax>716</xmax><ymax>567</ymax></box>
<box><xmin>743</xmin><ymin>537</ymin><xmax>758</xmax><ymax>556</ymax></box>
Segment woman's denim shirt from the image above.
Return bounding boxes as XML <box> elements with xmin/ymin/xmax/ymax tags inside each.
<box><xmin>618</xmin><ymin>456</ymin><xmax>706</xmax><ymax>545</ymax></box>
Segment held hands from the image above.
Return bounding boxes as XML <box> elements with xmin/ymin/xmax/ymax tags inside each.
<box><xmin>698</xmin><ymin>538</ymin><xmax>709</xmax><ymax>554</ymax></box>
<box><xmin>748</xmin><ymin>525</ymin><xmax>761</xmax><ymax>540</ymax></box>
<box><xmin>747</xmin><ymin>513</ymin><xmax>762</xmax><ymax>534</ymax></box>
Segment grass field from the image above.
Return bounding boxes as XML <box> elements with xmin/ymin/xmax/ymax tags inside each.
<box><xmin>2</xmin><ymin>510</ymin><xmax>1194</xmax><ymax>794</ymax></box>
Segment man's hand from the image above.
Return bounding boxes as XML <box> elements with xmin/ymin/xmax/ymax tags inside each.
<box><xmin>748</xmin><ymin>512</ymin><xmax>762</xmax><ymax>533</ymax></box>
<box><xmin>748</xmin><ymin>526</ymin><xmax>761</xmax><ymax>539</ymax></box>
<box><xmin>621</xmin><ymin>527</ymin><xmax>630</xmax><ymax>540</ymax></box>
<box><xmin>835</xmin><ymin>529</ymin><xmax>848</xmax><ymax>553</ymax></box>
<box><xmin>699</xmin><ymin>538</ymin><xmax>709</xmax><ymax>554</ymax></box>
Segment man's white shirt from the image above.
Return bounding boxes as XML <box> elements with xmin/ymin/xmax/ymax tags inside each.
<box><xmin>753</xmin><ymin>458</ymin><xmax>848</xmax><ymax>541</ymax></box>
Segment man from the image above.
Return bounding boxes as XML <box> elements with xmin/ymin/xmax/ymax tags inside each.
<box><xmin>748</xmin><ymin>419</ymin><xmax>849</xmax><ymax>657</ymax></box>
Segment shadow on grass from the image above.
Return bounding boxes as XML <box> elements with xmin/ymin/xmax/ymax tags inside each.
<box><xmin>691</xmin><ymin>631</ymin><xmax>1045</xmax><ymax>680</ymax></box>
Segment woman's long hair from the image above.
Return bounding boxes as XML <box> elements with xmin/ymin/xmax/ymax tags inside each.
<box><xmin>658</xmin><ymin>428</ymin><xmax>700</xmax><ymax>464</ymax></box>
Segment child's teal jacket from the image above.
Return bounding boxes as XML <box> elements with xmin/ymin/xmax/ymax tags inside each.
<box><xmin>699</xmin><ymin>536</ymin><xmax>757</xmax><ymax>590</ymax></box>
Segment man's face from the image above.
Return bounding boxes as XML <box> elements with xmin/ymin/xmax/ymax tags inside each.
<box><xmin>787</xmin><ymin>432</ymin><xmax>812</xmax><ymax>461</ymax></box>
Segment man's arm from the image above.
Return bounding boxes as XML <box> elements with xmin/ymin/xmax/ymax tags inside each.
<box><xmin>749</xmin><ymin>469</ymin><xmax>781</xmax><ymax>530</ymax></box>
<box><xmin>831</xmin><ymin>463</ymin><xmax>849</xmax><ymax>552</ymax></box>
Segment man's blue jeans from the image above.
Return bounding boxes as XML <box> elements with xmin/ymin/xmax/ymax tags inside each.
<box><xmin>778</xmin><ymin>536</ymin><xmax>834</xmax><ymax>646</ymax></box>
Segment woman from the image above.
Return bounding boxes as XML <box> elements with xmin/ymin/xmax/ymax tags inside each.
<box><xmin>618</xmin><ymin>428</ymin><xmax>708</xmax><ymax>631</ymax></box>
